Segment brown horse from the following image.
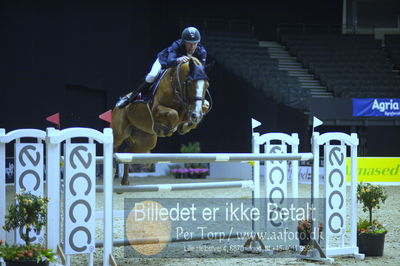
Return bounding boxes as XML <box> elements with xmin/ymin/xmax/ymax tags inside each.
<box><xmin>111</xmin><ymin>57</ymin><xmax>210</xmax><ymax>185</ymax></box>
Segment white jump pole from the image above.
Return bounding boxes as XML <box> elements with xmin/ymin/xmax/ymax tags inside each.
<box><xmin>96</xmin><ymin>180</ymin><xmax>254</xmax><ymax>193</ymax></box>
<box><xmin>114</xmin><ymin>152</ymin><xmax>313</xmax><ymax>164</ymax></box>
<box><xmin>95</xmin><ymin>230</ymin><xmax>256</xmax><ymax>248</ymax></box>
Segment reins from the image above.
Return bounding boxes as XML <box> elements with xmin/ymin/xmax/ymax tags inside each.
<box><xmin>204</xmin><ymin>88</ymin><xmax>212</xmax><ymax>116</ymax></box>
<box><xmin>172</xmin><ymin>62</ymin><xmax>187</xmax><ymax>107</ymax></box>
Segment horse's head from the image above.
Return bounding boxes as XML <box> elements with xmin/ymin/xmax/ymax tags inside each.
<box><xmin>178</xmin><ymin>57</ymin><xmax>209</xmax><ymax>124</ymax></box>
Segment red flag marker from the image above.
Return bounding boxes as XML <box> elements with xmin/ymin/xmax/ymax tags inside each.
<box><xmin>46</xmin><ymin>112</ymin><xmax>61</xmax><ymax>129</ymax></box>
<box><xmin>99</xmin><ymin>110</ymin><xmax>112</xmax><ymax>126</ymax></box>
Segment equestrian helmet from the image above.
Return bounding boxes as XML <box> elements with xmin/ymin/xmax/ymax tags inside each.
<box><xmin>181</xmin><ymin>27</ymin><xmax>201</xmax><ymax>43</ymax></box>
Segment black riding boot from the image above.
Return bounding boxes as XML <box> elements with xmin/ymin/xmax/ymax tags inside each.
<box><xmin>116</xmin><ymin>81</ymin><xmax>151</xmax><ymax>108</ymax></box>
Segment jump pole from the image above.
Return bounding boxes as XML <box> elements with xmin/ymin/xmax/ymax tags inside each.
<box><xmin>113</xmin><ymin>152</ymin><xmax>313</xmax><ymax>164</ymax></box>
<box><xmin>96</xmin><ymin>180</ymin><xmax>254</xmax><ymax>193</ymax></box>
<box><xmin>95</xmin><ymin>231</ymin><xmax>253</xmax><ymax>248</ymax></box>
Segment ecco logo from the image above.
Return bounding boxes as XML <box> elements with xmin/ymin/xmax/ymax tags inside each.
<box><xmin>66</xmin><ymin>144</ymin><xmax>95</xmax><ymax>254</ymax></box>
<box><xmin>326</xmin><ymin>146</ymin><xmax>345</xmax><ymax>234</ymax></box>
<box><xmin>266</xmin><ymin>145</ymin><xmax>286</xmax><ymax>227</ymax></box>
<box><xmin>16</xmin><ymin>143</ymin><xmax>44</xmax><ymax>244</ymax></box>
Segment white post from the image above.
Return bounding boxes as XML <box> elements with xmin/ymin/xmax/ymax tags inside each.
<box><xmin>251</xmin><ymin>132</ymin><xmax>261</xmax><ymax>238</ymax></box>
<box><xmin>350</xmin><ymin>133</ymin><xmax>358</xmax><ymax>250</ymax></box>
<box><xmin>291</xmin><ymin>133</ymin><xmax>299</xmax><ymax>198</ymax></box>
<box><xmin>252</xmin><ymin>132</ymin><xmax>260</xmax><ymax>199</ymax></box>
<box><xmin>89</xmin><ymin>252</ymin><xmax>94</xmax><ymax>266</ymax></box>
<box><xmin>46</xmin><ymin>128</ymin><xmax>61</xmax><ymax>255</ymax></box>
<box><xmin>312</xmin><ymin>132</ymin><xmax>320</xmax><ymax>201</ymax></box>
<box><xmin>0</xmin><ymin>129</ymin><xmax>6</xmax><ymax>242</ymax></box>
<box><xmin>311</xmin><ymin>132</ymin><xmax>320</xmax><ymax>251</ymax></box>
<box><xmin>103</xmin><ymin>128</ymin><xmax>114</xmax><ymax>266</ymax></box>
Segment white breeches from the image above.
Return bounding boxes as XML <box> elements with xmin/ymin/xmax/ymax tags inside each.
<box><xmin>145</xmin><ymin>58</ymin><xmax>162</xmax><ymax>83</ymax></box>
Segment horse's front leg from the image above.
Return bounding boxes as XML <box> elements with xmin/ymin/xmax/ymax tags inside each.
<box><xmin>177</xmin><ymin>100</ymin><xmax>209</xmax><ymax>135</ymax></box>
<box><xmin>152</xmin><ymin>104</ymin><xmax>180</xmax><ymax>137</ymax></box>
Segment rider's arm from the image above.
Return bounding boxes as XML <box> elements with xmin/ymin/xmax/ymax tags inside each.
<box><xmin>167</xmin><ymin>41</ymin><xmax>181</xmax><ymax>66</ymax></box>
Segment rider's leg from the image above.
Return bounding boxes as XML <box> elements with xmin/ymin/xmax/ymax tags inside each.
<box><xmin>145</xmin><ymin>58</ymin><xmax>162</xmax><ymax>83</ymax></box>
<box><xmin>116</xmin><ymin>59</ymin><xmax>162</xmax><ymax>108</ymax></box>
<box><xmin>137</xmin><ymin>58</ymin><xmax>162</xmax><ymax>95</ymax></box>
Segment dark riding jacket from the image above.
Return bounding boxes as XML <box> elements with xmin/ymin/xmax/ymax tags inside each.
<box><xmin>157</xmin><ymin>39</ymin><xmax>207</xmax><ymax>69</ymax></box>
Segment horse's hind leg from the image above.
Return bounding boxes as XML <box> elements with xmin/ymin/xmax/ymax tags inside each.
<box><xmin>120</xmin><ymin>129</ymin><xmax>157</xmax><ymax>185</ymax></box>
<box><xmin>111</xmin><ymin>107</ymin><xmax>132</xmax><ymax>180</ymax></box>
<box><xmin>120</xmin><ymin>140</ymin><xmax>133</xmax><ymax>186</ymax></box>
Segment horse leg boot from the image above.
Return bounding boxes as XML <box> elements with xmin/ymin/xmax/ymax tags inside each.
<box><xmin>115</xmin><ymin>81</ymin><xmax>152</xmax><ymax>108</ymax></box>
<box><xmin>122</xmin><ymin>164</ymin><xmax>130</xmax><ymax>186</ymax></box>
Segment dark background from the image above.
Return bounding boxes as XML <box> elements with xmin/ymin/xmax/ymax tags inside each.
<box><xmin>0</xmin><ymin>0</ymin><xmax>398</xmax><ymax>154</ymax></box>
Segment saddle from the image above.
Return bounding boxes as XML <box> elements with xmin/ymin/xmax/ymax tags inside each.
<box><xmin>126</xmin><ymin>69</ymin><xmax>170</xmax><ymax>135</ymax></box>
<box><xmin>132</xmin><ymin>69</ymin><xmax>168</xmax><ymax>104</ymax></box>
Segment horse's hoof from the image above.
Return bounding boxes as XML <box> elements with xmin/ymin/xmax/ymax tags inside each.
<box><xmin>177</xmin><ymin>127</ymin><xmax>185</xmax><ymax>135</ymax></box>
<box><xmin>121</xmin><ymin>179</ymin><xmax>130</xmax><ymax>186</ymax></box>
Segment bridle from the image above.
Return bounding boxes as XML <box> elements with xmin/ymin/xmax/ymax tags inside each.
<box><xmin>171</xmin><ymin>61</ymin><xmax>212</xmax><ymax>118</ymax></box>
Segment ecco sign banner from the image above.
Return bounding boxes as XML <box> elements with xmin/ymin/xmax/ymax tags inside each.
<box><xmin>64</xmin><ymin>143</ymin><xmax>96</xmax><ymax>255</ymax></box>
<box><xmin>265</xmin><ymin>144</ymin><xmax>287</xmax><ymax>229</ymax></box>
<box><xmin>352</xmin><ymin>98</ymin><xmax>400</xmax><ymax>117</ymax></box>
<box><xmin>324</xmin><ymin>145</ymin><xmax>346</xmax><ymax>236</ymax></box>
<box><xmin>15</xmin><ymin>143</ymin><xmax>44</xmax><ymax>245</ymax></box>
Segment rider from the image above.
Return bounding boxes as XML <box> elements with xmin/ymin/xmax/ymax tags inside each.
<box><xmin>116</xmin><ymin>26</ymin><xmax>207</xmax><ymax>108</ymax></box>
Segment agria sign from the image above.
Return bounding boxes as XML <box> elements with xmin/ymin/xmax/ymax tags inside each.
<box><xmin>372</xmin><ymin>99</ymin><xmax>399</xmax><ymax>112</ymax></box>
<box><xmin>352</xmin><ymin>98</ymin><xmax>400</xmax><ymax>117</ymax></box>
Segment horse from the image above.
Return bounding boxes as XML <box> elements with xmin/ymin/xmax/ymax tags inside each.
<box><xmin>111</xmin><ymin>56</ymin><xmax>210</xmax><ymax>185</ymax></box>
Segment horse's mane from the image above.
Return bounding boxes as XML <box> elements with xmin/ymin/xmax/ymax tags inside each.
<box><xmin>178</xmin><ymin>56</ymin><xmax>208</xmax><ymax>81</ymax></box>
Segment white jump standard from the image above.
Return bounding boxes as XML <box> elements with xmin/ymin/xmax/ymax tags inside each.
<box><xmin>0</xmin><ymin>127</ymin><xmax>365</xmax><ymax>266</ymax></box>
